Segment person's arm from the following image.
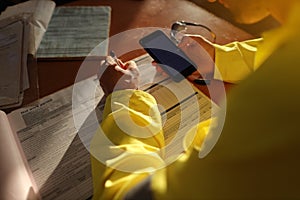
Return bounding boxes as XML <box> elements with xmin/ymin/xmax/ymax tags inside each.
<box><xmin>179</xmin><ymin>36</ymin><xmax>263</xmax><ymax>83</ymax></box>
<box><xmin>213</xmin><ymin>38</ymin><xmax>263</xmax><ymax>83</ymax></box>
<box><xmin>91</xmin><ymin>58</ymin><xmax>165</xmax><ymax>200</ymax></box>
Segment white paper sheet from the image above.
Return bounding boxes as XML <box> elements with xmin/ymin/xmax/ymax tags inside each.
<box><xmin>37</xmin><ymin>6</ymin><xmax>111</xmax><ymax>58</ymax></box>
<box><xmin>0</xmin><ymin>111</ymin><xmax>40</xmax><ymax>200</ymax></box>
<box><xmin>0</xmin><ymin>0</ymin><xmax>56</xmax><ymax>55</ymax></box>
<box><xmin>0</xmin><ymin>20</ymin><xmax>24</xmax><ymax>107</ymax></box>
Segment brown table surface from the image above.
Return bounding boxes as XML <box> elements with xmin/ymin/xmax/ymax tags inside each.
<box><xmin>23</xmin><ymin>0</ymin><xmax>254</xmax><ymax>109</ymax></box>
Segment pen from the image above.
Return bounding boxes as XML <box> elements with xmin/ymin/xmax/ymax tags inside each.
<box><xmin>110</xmin><ymin>50</ymin><xmax>125</xmax><ymax>69</ymax></box>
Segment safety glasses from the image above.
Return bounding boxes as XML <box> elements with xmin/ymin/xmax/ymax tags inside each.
<box><xmin>170</xmin><ymin>21</ymin><xmax>216</xmax><ymax>44</ymax></box>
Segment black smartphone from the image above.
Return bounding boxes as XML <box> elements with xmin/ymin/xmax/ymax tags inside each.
<box><xmin>139</xmin><ymin>30</ymin><xmax>197</xmax><ymax>82</ymax></box>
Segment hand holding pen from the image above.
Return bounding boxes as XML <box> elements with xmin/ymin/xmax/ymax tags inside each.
<box><xmin>110</xmin><ymin>50</ymin><xmax>126</xmax><ymax>69</ymax></box>
<box><xmin>99</xmin><ymin>50</ymin><xmax>140</xmax><ymax>97</ymax></box>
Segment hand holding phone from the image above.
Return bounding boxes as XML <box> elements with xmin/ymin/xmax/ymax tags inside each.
<box><xmin>178</xmin><ymin>36</ymin><xmax>215</xmax><ymax>80</ymax></box>
<box><xmin>139</xmin><ymin>30</ymin><xmax>197</xmax><ymax>82</ymax></box>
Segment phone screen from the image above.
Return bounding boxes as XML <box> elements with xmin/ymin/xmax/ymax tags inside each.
<box><xmin>139</xmin><ymin>30</ymin><xmax>196</xmax><ymax>82</ymax></box>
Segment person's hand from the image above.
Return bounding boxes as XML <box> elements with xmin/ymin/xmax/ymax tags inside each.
<box><xmin>99</xmin><ymin>56</ymin><xmax>139</xmax><ymax>97</ymax></box>
<box><xmin>178</xmin><ymin>35</ymin><xmax>215</xmax><ymax>81</ymax></box>
<box><xmin>151</xmin><ymin>35</ymin><xmax>215</xmax><ymax>81</ymax></box>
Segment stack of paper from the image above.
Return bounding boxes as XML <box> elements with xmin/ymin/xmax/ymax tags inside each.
<box><xmin>0</xmin><ymin>0</ymin><xmax>55</xmax><ymax>109</ymax></box>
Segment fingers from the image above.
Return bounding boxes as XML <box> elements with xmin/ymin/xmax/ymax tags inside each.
<box><xmin>114</xmin><ymin>61</ymin><xmax>139</xmax><ymax>90</ymax></box>
<box><xmin>115</xmin><ymin>61</ymin><xmax>139</xmax><ymax>77</ymax></box>
<box><xmin>105</xmin><ymin>56</ymin><xmax>117</xmax><ymax>66</ymax></box>
<box><xmin>124</xmin><ymin>60</ymin><xmax>138</xmax><ymax>72</ymax></box>
<box><xmin>116</xmin><ymin>59</ymin><xmax>125</xmax><ymax>69</ymax></box>
<box><xmin>127</xmin><ymin>61</ymin><xmax>140</xmax><ymax>79</ymax></box>
<box><xmin>100</xmin><ymin>56</ymin><xmax>125</xmax><ymax>68</ymax></box>
<box><xmin>99</xmin><ymin>56</ymin><xmax>140</xmax><ymax>96</ymax></box>
<box><xmin>100</xmin><ymin>56</ymin><xmax>128</xmax><ymax>77</ymax></box>
<box><xmin>178</xmin><ymin>36</ymin><xmax>203</xmax><ymax>56</ymax></box>
<box><xmin>151</xmin><ymin>61</ymin><xmax>168</xmax><ymax>77</ymax></box>
<box><xmin>122</xmin><ymin>61</ymin><xmax>140</xmax><ymax>84</ymax></box>
<box><xmin>179</xmin><ymin>35</ymin><xmax>215</xmax><ymax>60</ymax></box>
<box><xmin>180</xmin><ymin>35</ymin><xmax>212</xmax><ymax>48</ymax></box>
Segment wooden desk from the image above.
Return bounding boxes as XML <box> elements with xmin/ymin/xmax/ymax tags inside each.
<box><xmin>35</xmin><ymin>0</ymin><xmax>253</xmax><ymax>105</ymax></box>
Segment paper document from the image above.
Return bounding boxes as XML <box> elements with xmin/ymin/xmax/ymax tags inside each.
<box><xmin>0</xmin><ymin>110</ymin><xmax>40</xmax><ymax>200</ymax></box>
<box><xmin>0</xmin><ymin>0</ymin><xmax>56</xmax><ymax>55</ymax></box>
<box><xmin>7</xmin><ymin>76</ymin><xmax>102</xmax><ymax>200</ymax></box>
<box><xmin>0</xmin><ymin>18</ymin><xmax>28</xmax><ymax>108</ymax></box>
<box><xmin>0</xmin><ymin>54</ymin><xmax>216</xmax><ymax>200</ymax></box>
<box><xmin>0</xmin><ymin>0</ymin><xmax>55</xmax><ymax>109</ymax></box>
<box><xmin>37</xmin><ymin>6</ymin><xmax>111</xmax><ymax>58</ymax></box>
